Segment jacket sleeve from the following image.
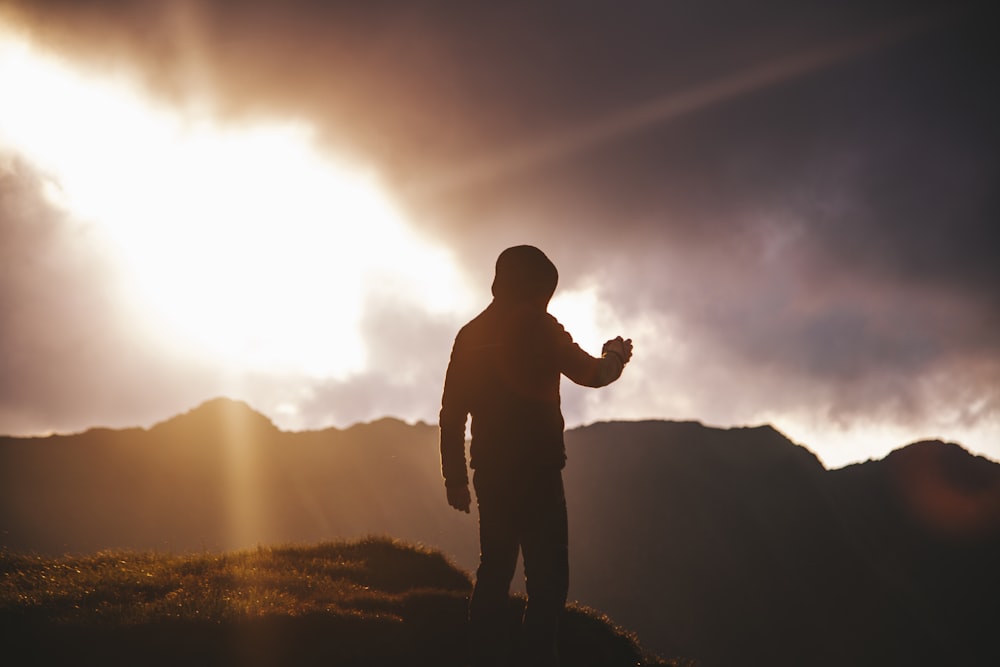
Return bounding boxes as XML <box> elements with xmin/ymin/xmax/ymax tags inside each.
<box><xmin>439</xmin><ymin>335</ymin><xmax>471</xmax><ymax>487</ymax></box>
<box><xmin>554</xmin><ymin>319</ymin><xmax>625</xmax><ymax>388</ymax></box>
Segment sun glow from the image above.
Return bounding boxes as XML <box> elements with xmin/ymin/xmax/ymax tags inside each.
<box><xmin>0</xmin><ymin>33</ymin><xmax>467</xmax><ymax>377</ymax></box>
<box><xmin>549</xmin><ymin>287</ymin><xmax>607</xmax><ymax>354</ymax></box>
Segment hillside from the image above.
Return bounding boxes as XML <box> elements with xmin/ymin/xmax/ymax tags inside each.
<box><xmin>565</xmin><ymin>421</ymin><xmax>1000</xmax><ymax>666</ymax></box>
<box><xmin>2</xmin><ymin>398</ymin><xmax>999</xmax><ymax>665</ymax></box>
<box><xmin>0</xmin><ymin>537</ymin><xmax>668</xmax><ymax>666</ymax></box>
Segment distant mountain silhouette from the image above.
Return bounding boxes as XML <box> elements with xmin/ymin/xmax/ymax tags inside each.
<box><xmin>564</xmin><ymin>421</ymin><xmax>1000</xmax><ymax>666</ymax></box>
<box><xmin>2</xmin><ymin>399</ymin><xmax>998</xmax><ymax>666</ymax></box>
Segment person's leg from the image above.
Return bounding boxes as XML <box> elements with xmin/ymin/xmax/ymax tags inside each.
<box><xmin>519</xmin><ymin>468</ymin><xmax>569</xmax><ymax>667</ymax></box>
<box><xmin>469</xmin><ymin>470</ymin><xmax>520</xmax><ymax>667</ymax></box>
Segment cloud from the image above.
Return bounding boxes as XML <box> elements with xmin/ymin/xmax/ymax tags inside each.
<box><xmin>0</xmin><ymin>156</ymin><xmax>222</xmax><ymax>432</ymax></box>
<box><xmin>293</xmin><ymin>290</ymin><xmax>464</xmax><ymax>427</ymax></box>
<box><xmin>1</xmin><ymin>0</ymin><xmax>997</xmax><ymax>466</ymax></box>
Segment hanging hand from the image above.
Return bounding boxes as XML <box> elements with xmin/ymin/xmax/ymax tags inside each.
<box><xmin>446</xmin><ymin>483</ymin><xmax>471</xmax><ymax>513</ymax></box>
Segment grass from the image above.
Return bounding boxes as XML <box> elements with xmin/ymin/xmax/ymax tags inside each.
<box><xmin>2</xmin><ymin>537</ymin><xmax>469</xmax><ymax>625</ymax></box>
<box><xmin>1</xmin><ymin>537</ymin><xmax>680</xmax><ymax>666</ymax></box>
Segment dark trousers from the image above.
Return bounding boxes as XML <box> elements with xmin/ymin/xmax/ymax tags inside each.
<box><xmin>469</xmin><ymin>466</ymin><xmax>569</xmax><ymax>667</ymax></box>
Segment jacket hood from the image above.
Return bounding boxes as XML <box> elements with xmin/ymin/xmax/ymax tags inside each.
<box><xmin>491</xmin><ymin>245</ymin><xmax>558</xmax><ymax>305</ymax></box>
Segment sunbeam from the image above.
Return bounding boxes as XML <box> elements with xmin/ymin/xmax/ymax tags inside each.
<box><xmin>0</xmin><ymin>32</ymin><xmax>470</xmax><ymax>378</ymax></box>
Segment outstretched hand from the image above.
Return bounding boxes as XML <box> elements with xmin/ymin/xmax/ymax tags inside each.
<box><xmin>602</xmin><ymin>336</ymin><xmax>633</xmax><ymax>364</ymax></box>
<box><xmin>446</xmin><ymin>483</ymin><xmax>471</xmax><ymax>513</ymax></box>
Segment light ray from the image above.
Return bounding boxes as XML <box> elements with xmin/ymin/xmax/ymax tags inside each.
<box><xmin>407</xmin><ymin>12</ymin><xmax>948</xmax><ymax>199</ymax></box>
<box><xmin>0</xmin><ymin>31</ymin><xmax>470</xmax><ymax>378</ymax></box>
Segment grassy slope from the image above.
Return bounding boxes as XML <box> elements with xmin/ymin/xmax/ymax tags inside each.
<box><xmin>1</xmin><ymin>537</ymin><xmax>677</xmax><ymax>666</ymax></box>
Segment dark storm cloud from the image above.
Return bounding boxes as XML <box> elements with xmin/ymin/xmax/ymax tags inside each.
<box><xmin>1</xmin><ymin>0</ymin><xmax>997</xmax><ymax>459</ymax></box>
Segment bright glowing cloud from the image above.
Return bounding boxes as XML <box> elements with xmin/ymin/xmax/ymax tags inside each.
<box><xmin>0</xmin><ymin>32</ymin><xmax>470</xmax><ymax>378</ymax></box>
<box><xmin>549</xmin><ymin>287</ymin><xmax>605</xmax><ymax>352</ymax></box>
<box><xmin>1</xmin><ymin>6</ymin><xmax>996</xmax><ymax>473</ymax></box>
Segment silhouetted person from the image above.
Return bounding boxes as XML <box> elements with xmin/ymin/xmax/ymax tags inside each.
<box><xmin>440</xmin><ymin>245</ymin><xmax>633</xmax><ymax>667</ymax></box>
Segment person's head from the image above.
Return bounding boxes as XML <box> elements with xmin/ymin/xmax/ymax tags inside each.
<box><xmin>491</xmin><ymin>245</ymin><xmax>558</xmax><ymax>308</ymax></box>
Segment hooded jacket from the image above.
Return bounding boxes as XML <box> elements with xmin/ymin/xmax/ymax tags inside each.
<box><xmin>439</xmin><ymin>246</ymin><xmax>623</xmax><ymax>486</ymax></box>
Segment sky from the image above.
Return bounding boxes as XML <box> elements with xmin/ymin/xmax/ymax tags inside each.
<box><xmin>0</xmin><ymin>0</ymin><xmax>996</xmax><ymax>468</ymax></box>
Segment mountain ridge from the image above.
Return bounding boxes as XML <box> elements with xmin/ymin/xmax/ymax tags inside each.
<box><xmin>2</xmin><ymin>398</ymin><xmax>998</xmax><ymax>665</ymax></box>
<box><xmin>18</xmin><ymin>397</ymin><xmax>987</xmax><ymax>472</ymax></box>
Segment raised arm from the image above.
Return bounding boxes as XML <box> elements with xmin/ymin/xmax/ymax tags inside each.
<box><xmin>558</xmin><ymin>322</ymin><xmax>634</xmax><ymax>388</ymax></box>
<box><xmin>593</xmin><ymin>336</ymin><xmax>633</xmax><ymax>383</ymax></box>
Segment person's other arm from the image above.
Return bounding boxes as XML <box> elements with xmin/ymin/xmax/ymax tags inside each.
<box><xmin>439</xmin><ymin>337</ymin><xmax>472</xmax><ymax>513</ymax></box>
